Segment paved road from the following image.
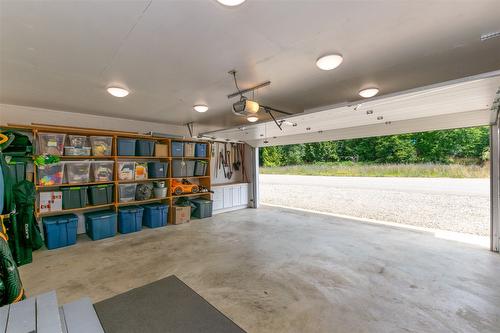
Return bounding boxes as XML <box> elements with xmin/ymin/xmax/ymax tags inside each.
<box><xmin>259</xmin><ymin>174</ymin><xmax>490</xmax><ymax>236</ymax></box>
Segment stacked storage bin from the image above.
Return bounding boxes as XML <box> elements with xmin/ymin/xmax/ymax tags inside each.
<box><xmin>61</xmin><ymin>187</ymin><xmax>88</xmax><ymax>209</ymax></box>
<box><xmin>88</xmin><ymin>184</ymin><xmax>114</xmax><ymax>205</ymax></box>
<box><xmin>118</xmin><ymin>206</ymin><xmax>144</xmax><ymax>234</ymax></box>
<box><xmin>190</xmin><ymin>199</ymin><xmax>213</xmax><ymax>219</ymax></box>
<box><xmin>42</xmin><ymin>214</ymin><xmax>78</xmax><ymax>249</ymax></box>
<box><xmin>89</xmin><ymin>136</ymin><xmax>112</xmax><ymax>156</ymax></box>
<box><xmin>136</xmin><ymin>140</ymin><xmax>155</xmax><ymax>156</ymax></box>
<box><xmin>184</xmin><ymin>143</ymin><xmax>195</xmax><ymax>157</ymax></box>
<box><xmin>84</xmin><ymin>210</ymin><xmax>117</xmax><ymax>240</ymax></box>
<box><xmin>172</xmin><ymin>160</ymin><xmax>187</xmax><ymax>178</ymax></box>
<box><xmin>195</xmin><ymin>143</ymin><xmax>207</xmax><ymax>157</ymax></box>
<box><xmin>65</xmin><ymin>161</ymin><xmax>91</xmax><ymax>183</ymax></box>
<box><xmin>117</xmin><ymin>138</ymin><xmax>136</xmax><ymax>156</ymax></box>
<box><xmin>171</xmin><ymin>142</ymin><xmax>184</xmax><ymax>157</ymax></box>
<box><xmin>142</xmin><ymin>204</ymin><xmax>168</xmax><ymax>228</ymax></box>
<box><xmin>148</xmin><ymin>162</ymin><xmax>167</xmax><ymax>178</ymax></box>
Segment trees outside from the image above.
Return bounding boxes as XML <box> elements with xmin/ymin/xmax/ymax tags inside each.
<box><xmin>259</xmin><ymin>126</ymin><xmax>489</xmax><ymax>167</ymax></box>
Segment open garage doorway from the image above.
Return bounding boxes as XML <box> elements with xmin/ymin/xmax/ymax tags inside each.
<box><xmin>258</xmin><ymin>126</ymin><xmax>491</xmax><ymax>247</ymax></box>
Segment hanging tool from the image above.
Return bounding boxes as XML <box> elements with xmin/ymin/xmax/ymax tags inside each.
<box><xmin>234</xmin><ymin>144</ymin><xmax>241</xmax><ymax>171</ymax></box>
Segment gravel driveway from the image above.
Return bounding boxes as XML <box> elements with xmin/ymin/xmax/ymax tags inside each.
<box><xmin>259</xmin><ymin>174</ymin><xmax>490</xmax><ymax>236</ymax></box>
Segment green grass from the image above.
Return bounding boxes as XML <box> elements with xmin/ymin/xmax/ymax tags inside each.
<box><xmin>260</xmin><ymin>162</ymin><xmax>489</xmax><ymax>178</ymax></box>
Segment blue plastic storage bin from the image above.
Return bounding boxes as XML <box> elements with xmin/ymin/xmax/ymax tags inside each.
<box><xmin>84</xmin><ymin>210</ymin><xmax>117</xmax><ymax>240</ymax></box>
<box><xmin>171</xmin><ymin>141</ymin><xmax>184</xmax><ymax>157</ymax></box>
<box><xmin>195</xmin><ymin>143</ymin><xmax>207</xmax><ymax>157</ymax></box>
<box><xmin>136</xmin><ymin>140</ymin><xmax>155</xmax><ymax>156</ymax></box>
<box><xmin>147</xmin><ymin>162</ymin><xmax>168</xmax><ymax>178</ymax></box>
<box><xmin>118</xmin><ymin>206</ymin><xmax>144</xmax><ymax>234</ymax></box>
<box><xmin>117</xmin><ymin>138</ymin><xmax>137</xmax><ymax>156</ymax></box>
<box><xmin>42</xmin><ymin>214</ymin><xmax>78</xmax><ymax>250</ymax></box>
<box><xmin>142</xmin><ymin>204</ymin><xmax>168</xmax><ymax>228</ymax></box>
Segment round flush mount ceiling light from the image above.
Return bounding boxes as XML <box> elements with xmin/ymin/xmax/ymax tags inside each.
<box><xmin>107</xmin><ymin>87</ymin><xmax>129</xmax><ymax>98</ymax></box>
<box><xmin>193</xmin><ymin>104</ymin><xmax>208</xmax><ymax>113</ymax></box>
<box><xmin>217</xmin><ymin>0</ymin><xmax>246</xmax><ymax>6</ymax></box>
<box><xmin>247</xmin><ymin>116</ymin><xmax>258</xmax><ymax>123</ymax></box>
<box><xmin>359</xmin><ymin>88</ymin><xmax>379</xmax><ymax>98</ymax></box>
<box><xmin>316</xmin><ymin>54</ymin><xmax>343</xmax><ymax>71</ymax></box>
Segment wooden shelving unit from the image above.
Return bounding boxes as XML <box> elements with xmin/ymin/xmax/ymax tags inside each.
<box><xmin>5</xmin><ymin>124</ymin><xmax>212</xmax><ymax>223</ymax></box>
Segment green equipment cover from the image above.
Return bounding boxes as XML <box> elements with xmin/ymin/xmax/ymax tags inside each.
<box><xmin>13</xmin><ymin>181</ymin><xmax>43</xmax><ymax>252</ymax></box>
<box><xmin>1</xmin><ymin>130</ymin><xmax>40</xmax><ymax>266</ymax></box>
<box><xmin>0</xmin><ymin>232</ymin><xmax>25</xmax><ymax>305</ymax></box>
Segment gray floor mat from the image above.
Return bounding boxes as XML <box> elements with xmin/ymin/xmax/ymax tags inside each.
<box><xmin>94</xmin><ymin>275</ymin><xmax>246</xmax><ymax>333</ymax></box>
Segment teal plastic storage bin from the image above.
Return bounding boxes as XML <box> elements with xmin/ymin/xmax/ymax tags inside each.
<box><xmin>42</xmin><ymin>214</ymin><xmax>78</xmax><ymax>250</ymax></box>
<box><xmin>117</xmin><ymin>138</ymin><xmax>137</xmax><ymax>156</ymax></box>
<box><xmin>61</xmin><ymin>186</ymin><xmax>88</xmax><ymax>209</ymax></box>
<box><xmin>171</xmin><ymin>141</ymin><xmax>184</xmax><ymax>157</ymax></box>
<box><xmin>172</xmin><ymin>160</ymin><xmax>187</xmax><ymax>178</ymax></box>
<box><xmin>190</xmin><ymin>199</ymin><xmax>213</xmax><ymax>219</ymax></box>
<box><xmin>118</xmin><ymin>206</ymin><xmax>144</xmax><ymax>234</ymax></box>
<box><xmin>195</xmin><ymin>143</ymin><xmax>207</xmax><ymax>157</ymax></box>
<box><xmin>142</xmin><ymin>204</ymin><xmax>168</xmax><ymax>228</ymax></box>
<box><xmin>136</xmin><ymin>140</ymin><xmax>155</xmax><ymax>156</ymax></box>
<box><xmin>88</xmin><ymin>184</ymin><xmax>114</xmax><ymax>205</ymax></box>
<box><xmin>147</xmin><ymin>162</ymin><xmax>167</xmax><ymax>178</ymax></box>
<box><xmin>186</xmin><ymin>160</ymin><xmax>195</xmax><ymax>177</ymax></box>
<box><xmin>194</xmin><ymin>161</ymin><xmax>207</xmax><ymax>176</ymax></box>
<box><xmin>84</xmin><ymin>210</ymin><xmax>117</xmax><ymax>240</ymax></box>
<box><xmin>6</xmin><ymin>161</ymin><xmax>26</xmax><ymax>184</ymax></box>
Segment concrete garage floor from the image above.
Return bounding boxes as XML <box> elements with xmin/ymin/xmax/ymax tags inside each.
<box><xmin>20</xmin><ymin>206</ymin><xmax>500</xmax><ymax>333</ymax></box>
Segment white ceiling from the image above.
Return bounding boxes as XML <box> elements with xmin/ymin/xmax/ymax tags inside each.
<box><xmin>204</xmin><ymin>73</ymin><xmax>500</xmax><ymax>146</ymax></box>
<box><xmin>1</xmin><ymin>0</ymin><xmax>500</xmax><ymax>130</ymax></box>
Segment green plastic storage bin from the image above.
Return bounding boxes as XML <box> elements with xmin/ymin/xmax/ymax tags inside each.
<box><xmin>88</xmin><ymin>184</ymin><xmax>114</xmax><ymax>206</ymax></box>
<box><xmin>190</xmin><ymin>198</ymin><xmax>213</xmax><ymax>219</ymax></box>
<box><xmin>6</xmin><ymin>161</ymin><xmax>26</xmax><ymax>184</ymax></box>
<box><xmin>61</xmin><ymin>186</ymin><xmax>88</xmax><ymax>209</ymax></box>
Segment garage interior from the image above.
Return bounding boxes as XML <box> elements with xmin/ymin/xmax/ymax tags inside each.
<box><xmin>1</xmin><ymin>1</ymin><xmax>500</xmax><ymax>332</ymax></box>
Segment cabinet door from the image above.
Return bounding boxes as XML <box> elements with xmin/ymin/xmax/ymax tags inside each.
<box><xmin>213</xmin><ymin>188</ymin><xmax>223</xmax><ymax>210</ymax></box>
<box><xmin>232</xmin><ymin>186</ymin><xmax>241</xmax><ymax>206</ymax></box>
<box><xmin>223</xmin><ymin>187</ymin><xmax>233</xmax><ymax>208</ymax></box>
<box><xmin>240</xmin><ymin>184</ymin><xmax>249</xmax><ymax>206</ymax></box>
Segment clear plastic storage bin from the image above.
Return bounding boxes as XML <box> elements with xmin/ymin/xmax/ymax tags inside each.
<box><xmin>65</xmin><ymin>161</ymin><xmax>91</xmax><ymax>184</ymax></box>
<box><xmin>118</xmin><ymin>161</ymin><xmax>135</xmax><ymax>180</ymax></box>
<box><xmin>119</xmin><ymin>183</ymin><xmax>137</xmax><ymax>202</ymax></box>
<box><xmin>134</xmin><ymin>162</ymin><xmax>148</xmax><ymax>180</ymax></box>
<box><xmin>89</xmin><ymin>136</ymin><xmax>113</xmax><ymax>156</ymax></box>
<box><xmin>64</xmin><ymin>147</ymin><xmax>91</xmax><ymax>156</ymax></box>
<box><xmin>67</xmin><ymin>135</ymin><xmax>88</xmax><ymax>148</ymax></box>
<box><xmin>37</xmin><ymin>132</ymin><xmax>66</xmax><ymax>155</ymax></box>
<box><xmin>92</xmin><ymin>161</ymin><xmax>114</xmax><ymax>182</ymax></box>
<box><xmin>37</xmin><ymin>162</ymin><xmax>64</xmax><ymax>186</ymax></box>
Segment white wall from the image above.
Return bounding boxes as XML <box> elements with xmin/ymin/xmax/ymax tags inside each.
<box><xmin>0</xmin><ymin>103</ymin><xmax>188</xmax><ymax>136</ymax></box>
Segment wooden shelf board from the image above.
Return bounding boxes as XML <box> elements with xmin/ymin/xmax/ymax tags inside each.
<box><xmin>171</xmin><ymin>192</ymin><xmax>211</xmax><ymax>198</ymax></box>
<box><xmin>37</xmin><ymin>204</ymin><xmax>114</xmax><ymax>217</ymax></box>
<box><xmin>170</xmin><ymin>176</ymin><xmax>209</xmax><ymax>179</ymax></box>
<box><xmin>57</xmin><ymin>156</ymin><xmax>114</xmax><ymax>159</ymax></box>
<box><xmin>37</xmin><ymin>181</ymin><xmax>114</xmax><ymax>189</ymax></box>
<box><xmin>115</xmin><ymin>178</ymin><xmax>169</xmax><ymax>184</ymax></box>
<box><xmin>116</xmin><ymin>198</ymin><xmax>168</xmax><ymax>206</ymax></box>
<box><xmin>115</xmin><ymin>156</ymin><xmax>170</xmax><ymax>159</ymax></box>
<box><xmin>170</xmin><ymin>157</ymin><xmax>209</xmax><ymax>160</ymax></box>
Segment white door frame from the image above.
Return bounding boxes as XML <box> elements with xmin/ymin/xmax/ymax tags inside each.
<box><xmin>490</xmin><ymin>119</ymin><xmax>500</xmax><ymax>252</ymax></box>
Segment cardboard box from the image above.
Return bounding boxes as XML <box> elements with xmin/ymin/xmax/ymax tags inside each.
<box><xmin>39</xmin><ymin>191</ymin><xmax>62</xmax><ymax>213</ymax></box>
<box><xmin>155</xmin><ymin>144</ymin><xmax>168</xmax><ymax>157</ymax></box>
<box><xmin>173</xmin><ymin>206</ymin><xmax>191</xmax><ymax>225</ymax></box>
<box><xmin>184</xmin><ymin>143</ymin><xmax>195</xmax><ymax>157</ymax></box>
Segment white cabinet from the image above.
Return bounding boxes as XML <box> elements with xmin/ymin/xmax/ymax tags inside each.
<box><xmin>212</xmin><ymin>183</ymin><xmax>250</xmax><ymax>214</ymax></box>
<box><xmin>240</xmin><ymin>183</ymin><xmax>248</xmax><ymax>204</ymax></box>
<box><xmin>213</xmin><ymin>187</ymin><xmax>223</xmax><ymax>210</ymax></box>
<box><xmin>232</xmin><ymin>186</ymin><xmax>241</xmax><ymax>206</ymax></box>
<box><xmin>223</xmin><ymin>187</ymin><xmax>233</xmax><ymax>208</ymax></box>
